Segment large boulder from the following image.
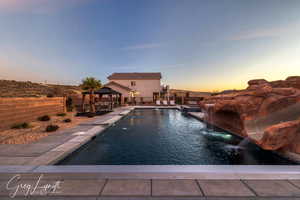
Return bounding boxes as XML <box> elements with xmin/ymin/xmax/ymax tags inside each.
<box><xmin>272</xmin><ymin>88</ymin><xmax>296</xmax><ymax>96</ymax></box>
<box><xmin>248</xmin><ymin>79</ymin><xmax>268</xmax><ymax>86</ymax></box>
<box><xmin>247</xmin><ymin>79</ymin><xmax>269</xmax><ymax>90</ymax></box>
<box><xmin>252</xmin><ymin>83</ymin><xmax>273</xmax><ymax>97</ymax></box>
<box><xmin>259</xmin><ymin>120</ymin><xmax>300</xmax><ymax>151</ymax></box>
<box><xmin>286</xmin><ymin>76</ymin><xmax>300</xmax><ymax>82</ymax></box>
<box><xmin>270</xmin><ymin>76</ymin><xmax>300</xmax><ymax>89</ymax></box>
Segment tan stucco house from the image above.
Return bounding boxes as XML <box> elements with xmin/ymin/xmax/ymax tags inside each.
<box><xmin>105</xmin><ymin>72</ymin><xmax>162</xmax><ymax>103</ymax></box>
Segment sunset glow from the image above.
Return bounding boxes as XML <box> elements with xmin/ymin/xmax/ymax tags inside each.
<box><xmin>0</xmin><ymin>0</ymin><xmax>300</xmax><ymax>91</ymax></box>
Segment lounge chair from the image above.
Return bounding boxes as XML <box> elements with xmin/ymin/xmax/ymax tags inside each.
<box><xmin>163</xmin><ymin>100</ymin><xmax>168</xmax><ymax>105</ymax></box>
<box><xmin>156</xmin><ymin>100</ymin><xmax>161</xmax><ymax>105</ymax></box>
<box><xmin>170</xmin><ymin>100</ymin><xmax>175</xmax><ymax>105</ymax></box>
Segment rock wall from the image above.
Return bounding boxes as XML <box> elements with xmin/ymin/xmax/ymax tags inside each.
<box><xmin>200</xmin><ymin>76</ymin><xmax>300</xmax><ymax>155</ymax></box>
<box><xmin>0</xmin><ymin>97</ymin><xmax>65</xmax><ymax>130</ymax></box>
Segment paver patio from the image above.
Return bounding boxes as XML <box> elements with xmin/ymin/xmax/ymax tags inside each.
<box><xmin>0</xmin><ymin>177</ymin><xmax>300</xmax><ymax>199</ymax></box>
<box><xmin>152</xmin><ymin>179</ymin><xmax>202</xmax><ymax>196</ymax></box>
<box><xmin>197</xmin><ymin>180</ymin><xmax>255</xmax><ymax>197</ymax></box>
<box><xmin>244</xmin><ymin>180</ymin><xmax>300</xmax><ymax>197</ymax></box>
<box><xmin>49</xmin><ymin>179</ymin><xmax>106</xmax><ymax>197</ymax></box>
<box><xmin>101</xmin><ymin>179</ymin><xmax>151</xmax><ymax>196</ymax></box>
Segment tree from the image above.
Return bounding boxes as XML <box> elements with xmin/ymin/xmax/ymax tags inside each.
<box><xmin>80</xmin><ymin>77</ymin><xmax>102</xmax><ymax>113</ymax></box>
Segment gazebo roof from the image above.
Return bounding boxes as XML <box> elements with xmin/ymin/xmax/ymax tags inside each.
<box><xmin>82</xmin><ymin>87</ymin><xmax>121</xmax><ymax>95</ymax></box>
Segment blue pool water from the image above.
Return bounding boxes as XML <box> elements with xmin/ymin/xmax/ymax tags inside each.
<box><xmin>58</xmin><ymin>109</ymin><xmax>295</xmax><ymax>165</ymax></box>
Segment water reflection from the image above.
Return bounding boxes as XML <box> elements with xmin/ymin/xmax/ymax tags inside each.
<box><xmin>58</xmin><ymin>109</ymin><xmax>296</xmax><ymax>165</ymax></box>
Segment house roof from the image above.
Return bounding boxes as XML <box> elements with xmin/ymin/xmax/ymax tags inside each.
<box><xmin>82</xmin><ymin>87</ymin><xmax>121</xmax><ymax>95</ymax></box>
<box><xmin>104</xmin><ymin>81</ymin><xmax>132</xmax><ymax>91</ymax></box>
<box><xmin>107</xmin><ymin>72</ymin><xmax>162</xmax><ymax>80</ymax></box>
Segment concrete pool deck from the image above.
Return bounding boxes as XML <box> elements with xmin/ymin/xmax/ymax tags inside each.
<box><xmin>0</xmin><ymin>106</ymin><xmax>299</xmax><ymax>199</ymax></box>
<box><xmin>0</xmin><ymin>106</ymin><xmax>135</xmax><ymax>165</ymax></box>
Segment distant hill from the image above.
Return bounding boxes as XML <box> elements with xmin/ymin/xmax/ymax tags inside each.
<box><xmin>170</xmin><ymin>89</ymin><xmax>211</xmax><ymax>97</ymax></box>
<box><xmin>0</xmin><ymin>80</ymin><xmax>81</xmax><ymax>97</ymax></box>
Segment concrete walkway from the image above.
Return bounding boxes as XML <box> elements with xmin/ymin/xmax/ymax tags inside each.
<box><xmin>0</xmin><ymin>173</ymin><xmax>300</xmax><ymax>199</ymax></box>
<box><xmin>0</xmin><ymin>106</ymin><xmax>133</xmax><ymax>165</ymax></box>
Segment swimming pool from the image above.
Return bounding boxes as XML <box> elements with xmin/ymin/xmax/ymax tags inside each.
<box><xmin>58</xmin><ymin>109</ymin><xmax>295</xmax><ymax>165</ymax></box>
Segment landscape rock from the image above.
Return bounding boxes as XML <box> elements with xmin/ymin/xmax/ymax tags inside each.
<box><xmin>248</xmin><ymin>79</ymin><xmax>268</xmax><ymax>86</ymax></box>
<box><xmin>270</xmin><ymin>76</ymin><xmax>300</xmax><ymax>89</ymax></box>
<box><xmin>259</xmin><ymin>120</ymin><xmax>300</xmax><ymax>152</ymax></box>
<box><xmin>201</xmin><ymin>76</ymin><xmax>300</xmax><ymax>156</ymax></box>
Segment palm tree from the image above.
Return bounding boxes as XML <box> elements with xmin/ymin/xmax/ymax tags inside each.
<box><xmin>80</xmin><ymin>77</ymin><xmax>102</xmax><ymax>113</ymax></box>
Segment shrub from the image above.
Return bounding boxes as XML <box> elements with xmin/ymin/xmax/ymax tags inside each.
<box><xmin>38</xmin><ymin>115</ymin><xmax>51</xmax><ymax>121</ymax></box>
<box><xmin>47</xmin><ymin>93</ymin><xmax>54</xmax><ymax>98</ymax></box>
<box><xmin>56</xmin><ymin>113</ymin><xmax>66</xmax><ymax>117</ymax></box>
<box><xmin>46</xmin><ymin>125</ymin><xmax>59</xmax><ymax>132</ymax></box>
<box><xmin>87</xmin><ymin>113</ymin><xmax>95</xmax><ymax>118</ymax></box>
<box><xmin>11</xmin><ymin>122</ymin><xmax>30</xmax><ymax>129</ymax></box>
<box><xmin>63</xmin><ymin>118</ymin><xmax>72</xmax><ymax>123</ymax></box>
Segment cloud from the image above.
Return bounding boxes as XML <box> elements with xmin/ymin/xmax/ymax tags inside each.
<box><xmin>228</xmin><ymin>25</ymin><xmax>295</xmax><ymax>41</ymax></box>
<box><xmin>121</xmin><ymin>43</ymin><xmax>162</xmax><ymax>50</ymax></box>
<box><xmin>0</xmin><ymin>0</ymin><xmax>92</xmax><ymax>14</ymax></box>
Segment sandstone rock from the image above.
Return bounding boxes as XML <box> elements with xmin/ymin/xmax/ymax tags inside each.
<box><xmin>286</xmin><ymin>76</ymin><xmax>300</xmax><ymax>82</ymax></box>
<box><xmin>272</xmin><ymin>88</ymin><xmax>296</xmax><ymax>96</ymax></box>
<box><xmin>270</xmin><ymin>76</ymin><xmax>300</xmax><ymax>89</ymax></box>
<box><xmin>247</xmin><ymin>79</ymin><xmax>270</xmax><ymax>90</ymax></box>
<box><xmin>248</xmin><ymin>79</ymin><xmax>268</xmax><ymax>86</ymax></box>
<box><xmin>252</xmin><ymin>83</ymin><xmax>273</xmax><ymax>97</ymax></box>
<box><xmin>259</xmin><ymin>120</ymin><xmax>300</xmax><ymax>151</ymax></box>
<box><xmin>201</xmin><ymin>76</ymin><xmax>300</xmax><ymax>156</ymax></box>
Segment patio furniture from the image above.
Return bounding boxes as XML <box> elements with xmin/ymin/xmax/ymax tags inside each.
<box><xmin>170</xmin><ymin>100</ymin><xmax>175</xmax><ymax>105</ymax></box>
<box><xmin>163</xmin><ymin>100</ymin><xmax>168</xmax><ymax>105</ymax></box>
<box><xmin>156</xmin><ymin>100</ymin><xmax>161</xmax><ymax>105</ymax></box>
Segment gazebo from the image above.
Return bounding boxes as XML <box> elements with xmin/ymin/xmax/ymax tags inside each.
<box><xmin>81</xmin><ymin>87</ymin><xmax>122</xmax><ymax>112</ymax></box>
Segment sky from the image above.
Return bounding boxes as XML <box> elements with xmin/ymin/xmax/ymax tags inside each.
<box><xmin>0</xmin><ymin>0</ymin><xmax>300</xmax><ymax>92</ymax></box>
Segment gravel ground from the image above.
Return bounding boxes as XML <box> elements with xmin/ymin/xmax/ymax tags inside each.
<box><xmin>0</xmin><ymin>112</ymin><xmax>93</xmax><ymax>144</ymax></box>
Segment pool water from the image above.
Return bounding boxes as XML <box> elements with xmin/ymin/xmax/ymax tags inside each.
<box><xmin>58</xmin><ymin>109</ymin><xmax>295</xmax><ymax>165</ymax></box>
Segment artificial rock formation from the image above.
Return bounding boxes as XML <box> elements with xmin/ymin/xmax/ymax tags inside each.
<box><xmin>200</xmin><ymin>76</ymin><xmax>300</xmax><ymax>154</ymax></box>
<box><xmin>259</xmin><ymin>119</ymin><xmax>300</xmax><ymax>153</ymax></box>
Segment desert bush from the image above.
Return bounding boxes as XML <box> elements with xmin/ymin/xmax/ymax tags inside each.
<box><xmin>63</xmin><ymin>118</ymin><xmax>72</xmax><ymax>123</ymax></box>
<box><xmin>11</xmin><ymin>122</ymin><xmax>30</xmax><ymax>129</ymax></box>
<box><xmin>87</xmin><ymin>112</ymin><xmax>95</xmax><ymax>118</ymax></box>
<box><xmin>56</xmin><ymin>113</ymin><xmax>66</xmax><ymax>117</ymax></box>
<box><xmin>38</xmin><ymin>115</ymin><xmax>51</xmax><ymax>121</ymax></box>
<box><xmin>46</xmin><ymin>125</ymin><xmax>59</xmax><ymax>132</ymax></box>
<box><xmin>46</xmin><ymin>93</ymin><xmax>54</xmax><ymax>97</ymax></box>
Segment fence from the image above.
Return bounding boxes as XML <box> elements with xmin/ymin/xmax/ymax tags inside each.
<box><xmin>0</xmin><ymin>97</ymin><xmax>65</xmax><ymax>130</ymax></box>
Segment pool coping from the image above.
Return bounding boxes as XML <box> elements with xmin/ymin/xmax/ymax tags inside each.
<box><xmin>0</xmin><ymin>165</ymin><xmax>300</xmax><ymax>180</ymax></box>
<box><xmin>0</xmin><ymin>105</ymin><xmax>299</xmax><ymax>180</ymax></box>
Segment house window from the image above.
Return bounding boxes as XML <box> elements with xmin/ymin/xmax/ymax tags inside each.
<box><xmin>131</xmin><ymin>81</ymin><xmax>136</xmax><ymax>86</ymax></box>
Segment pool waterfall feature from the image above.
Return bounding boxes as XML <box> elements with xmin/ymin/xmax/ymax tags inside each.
<box><xmin>203</xmin><ymin>103</ymin><xmax>247</xmax><ymax>137</ymax></box>
<box><xmin>203</xmin><ymin>103</ymin><xmax>215</xmax><ymax>131</ymax></box>
<box><xmin>58</xmin><ymin>108</ymin><xmax>295</xmax><ymax>165</ymax></box>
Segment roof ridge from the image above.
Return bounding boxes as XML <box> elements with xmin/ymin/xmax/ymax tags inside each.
<box><xmin>105</xmin><ymin>81</ymin><xmax>132</xmax><ymax>91</ymax></box>
<box><xmin>108</xmin><ymin>72</ymin><xmax>162</xmax><ymax>80</ymax></box>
